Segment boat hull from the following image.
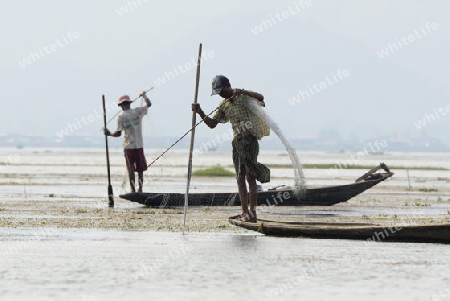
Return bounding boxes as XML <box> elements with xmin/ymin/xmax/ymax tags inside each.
<box><xmin>119</xmin><ymin>178</ymin><xmax>386</xmax><ymax>207</ymax></box>
<box><xmin>119</xmin><ymin>165</ymin><xmax>393</xmax><ymax>207</ymax></box>
<box><xmin>228</xmin><ymin>219</ymin><xmax>450</xmax><ymax>244</ymax></box>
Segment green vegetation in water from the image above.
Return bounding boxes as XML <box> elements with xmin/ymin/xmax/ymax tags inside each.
<box><xmin>418</xmin><ymin>188</ymin><xmax>438</xmax><ymax>193</ymax></box>
<box><xmin>192</xmin><ymin>165</ymin><xmax>235</xmax><ymax>177</ymax></box>
<box><xmin>0</xmin><ymin>181</ymin><xmax>20</xmax><ymax>185</ymax></box>
<box><xmin>266</xmin><ymin>164</ymin><xmax>448</xmax><ymax>170</ymax></box>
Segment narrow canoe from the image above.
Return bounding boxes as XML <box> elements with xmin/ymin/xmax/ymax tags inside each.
<box><xmin>120</xmin><ymin>163</ymin><xmax>393</xmax><ymax>208</ymax></box>
<box><xmin>228</xmin><ymin>219</ymin><xmax>450</xmax><ymax>244</ymax></box>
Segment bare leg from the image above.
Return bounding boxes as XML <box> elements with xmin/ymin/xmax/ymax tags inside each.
<box><xmin>129</xmin><ymin>172</ymin><xmax>136</xmax><ymax>193</ymax></box>
<box><xmin>125</xmin><ymin>152</ymin><xmax>136</xmax><ymax>193</ymax></box>
<box><xmin>138</xmin><ymin>172</ymin><xmax>144</xmax><ymax>193</ymax></box>
<box><xmin>237</xmin><ymin>170</ymin><xmax>249</xmax><ymax>216</ymax></box>
<box><xmin>246</xmin><ymin>172</ymin><xmax>257</xmax><ymax>221</ymax></box>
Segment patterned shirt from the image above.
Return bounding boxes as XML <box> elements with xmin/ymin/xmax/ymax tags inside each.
<box><xmin>212</xmin><ymin>94</ymin><xmax>270</xmax><ymax>139</ymax></box>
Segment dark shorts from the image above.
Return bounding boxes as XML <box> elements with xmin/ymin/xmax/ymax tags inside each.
<box><xmin>124</xmin><ymin>148</ymin><xmax>147</xmax><ymax>173</ymax></box>
<box><xmin>232</xmin><ymin>134</ymin><xmax>270</xmax><ymax>183</ymax></box>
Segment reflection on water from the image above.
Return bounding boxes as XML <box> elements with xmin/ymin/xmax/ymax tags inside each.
<box><xmin>0</xmin><ymin>229</ymin><xmax>449</xmax><ymax>301</ymax></box>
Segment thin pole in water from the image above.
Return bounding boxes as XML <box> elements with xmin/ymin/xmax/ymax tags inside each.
<box><xmin>102</xmin><ymin>95</ymin><xmax>114</xmax><ymax>208</ymax></box>
<box><xmin>407</xmin><ymin>169</ymin><xmax>411</xmax><ymax>190</ymax></box>
<box><xmin>184</xmin><ymin>43</ymin><xmax>202</xmax><ymax>231</ymax></box>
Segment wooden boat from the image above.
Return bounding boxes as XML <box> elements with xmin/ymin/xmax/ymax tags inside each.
<box><xmin>119</xmin><ymin>163</ymin><xmax>393</xmax><ymax>207</ymax></box>
<box><xmin>228</xmin><ymin>219</ymin><xmax>450</xmax><ymax>244</ymax></box>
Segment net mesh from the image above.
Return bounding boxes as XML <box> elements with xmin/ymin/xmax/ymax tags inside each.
<box><xmin>244</xmin><ymin>98</ymin><xmax>307</xmax><ymax>199</ymax></box>
<box><xmin>115</xmin><ymin>91</ymin><xmax>307</xmax><ymax>208</ymax></box>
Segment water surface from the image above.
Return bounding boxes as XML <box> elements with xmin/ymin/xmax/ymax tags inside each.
<box><xmin>1</xmin><ymin>229</ymin><xmax>449</xmax><ymax>301</ymax></box>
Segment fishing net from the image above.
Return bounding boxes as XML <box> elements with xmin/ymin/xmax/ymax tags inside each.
<box><xmin>132</xmin><ymin>191</ymin><xmax>241</xmax><ymax>208</ymax></box>
<box><xmin>107</xmin><ymin>87</ymin><xmax>307</xmax><ymax>209</ymax></box>
<box><xmin>244</xmin><ymin>98</ymin><xmax>308</xmax><ymax>199</ymax></box>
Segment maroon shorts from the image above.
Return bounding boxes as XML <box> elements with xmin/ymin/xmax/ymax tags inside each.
<box><xmin>124</xmin><ymin>148</ymin><xmax>148</xmax><ymax>173</ymax></box>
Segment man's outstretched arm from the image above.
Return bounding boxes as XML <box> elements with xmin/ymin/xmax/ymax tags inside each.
<box><xmin>192</xmin><ymin>103</ymin><xmax>218</xmax><ymax>128</ymax></box>
<box><xmin>140</xmin><ymin>91</ymin><xmax>152</xmax><ymax>107</ymax></box>
<box><xmin>235</xmin><ymin>89</ymin><xmax>264</xmax><ymax>103</ymax></box>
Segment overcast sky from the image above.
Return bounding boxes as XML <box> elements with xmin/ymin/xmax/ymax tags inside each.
<box><xmin>2</xmin><ymin>0</ymin><xmax>449</xmax><ymax>145</ymax></box>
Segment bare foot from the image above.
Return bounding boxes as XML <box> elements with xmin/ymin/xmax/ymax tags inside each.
<box><xmin>237</xmin><ymin>213</ymin><xmax>257</xmax><ymax>223</ymax></box>
<box><xmin>229</xmin><ymin>212</ymin><xmax>246</xmax><ymax>220</ymax></box>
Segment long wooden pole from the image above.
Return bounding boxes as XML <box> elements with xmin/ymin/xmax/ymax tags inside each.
<box><xmin>102</xmin><ymin>95</ymin><xmax>114</xmax><ymax>208</ymax></box>
<box><xmin>184</xmin><ymin>43</ymin><xmax>202</xmax><ymax>229</ymax></box>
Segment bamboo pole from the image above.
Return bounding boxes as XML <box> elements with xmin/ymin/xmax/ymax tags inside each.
<box><xmin>102</xmin><ymin>95</ymin><xmax>114</xmax><ymax>208</ymax></box>
<box><xmin>184</xmin><ymin>43</ymin><xmax>202</xmax><ymax>230</ymax></box>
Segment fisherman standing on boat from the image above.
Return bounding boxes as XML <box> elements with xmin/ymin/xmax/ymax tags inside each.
<box><xmin>192</xmin><ymin>75</ymin><xmax>270</xmax><ymax>222</ymax></box>
<box><xmin>104</xmin><ymin>92</ymin><xmax>151</xmax><ymax>193</ymax></box>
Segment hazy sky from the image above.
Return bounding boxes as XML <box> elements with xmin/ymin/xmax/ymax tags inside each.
<box><xmin>2</xmin><ymin>0</ymin><xmax>449</xmax><ymax>145</ymax></box>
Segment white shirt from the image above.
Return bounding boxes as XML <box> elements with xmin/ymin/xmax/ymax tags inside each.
<box><xmin>116</xmin><ymin>106</ymin><xmax>148</xmax><ymax>149</ymax></box>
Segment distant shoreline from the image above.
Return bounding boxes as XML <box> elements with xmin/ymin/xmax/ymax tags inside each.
<box><xmin>0</xmin><ymin>133</ymin><xmax>449</xmax><ymax>152</ymax></box>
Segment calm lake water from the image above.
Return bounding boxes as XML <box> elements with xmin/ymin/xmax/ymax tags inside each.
<box><xmin>1</xmin><ymin>229</ymin><xmax>450</xmax><ymax>301</ymax></box>
<box><xmin>1</xmin><ymin>148</ymin><xmax>449</xmax><ymax>300</ymax></box>
<box><xmin>1</xmin><ymin>147</ymin><xmax>449</xmax><ymax>196</ymax></box>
